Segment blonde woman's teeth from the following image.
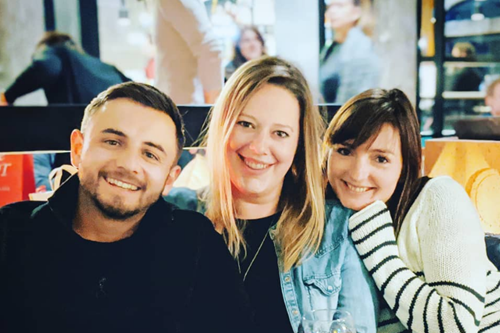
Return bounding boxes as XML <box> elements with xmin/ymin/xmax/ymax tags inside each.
<box><xmin>244</xmin><ymin>159</ymin><xmax>269</xmax><ymax>170</ymax></box>
<box><xmin>346</xmin><ymin>182</ymin><xmax>369</xmax><ymax>192</ymax></box>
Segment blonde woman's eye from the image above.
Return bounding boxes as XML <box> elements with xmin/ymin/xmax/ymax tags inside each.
<box><xmin>275</xmin><ymin>130</ymin><xmax>289</xmax><ymax>138</ymax></box>
<box><xmin>237</xmin><ymin>121</ymin><xmax>253</xmax><ymax>128</ymax></box>
<box><xmin>336</xmin><ymin>147</ymin><xmax>351</xmax><ymax>156</ymax></box>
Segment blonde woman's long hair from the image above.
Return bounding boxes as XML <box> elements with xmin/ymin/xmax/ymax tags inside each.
<box><xmin>203</xmin><ymin>56</ymin><xmax>326</xmax><ymax>272</ymax></box>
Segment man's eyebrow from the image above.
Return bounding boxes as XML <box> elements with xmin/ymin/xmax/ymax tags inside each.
<box><xmin>144</xmin><ymin>141</ymin><xmax>166</xmax><ymax>155</ymax></box>
<box><xmin>102</xmin><ymin>128</ymin><xmax>127</xmax><ymax>137</ymax></box>
<box><xmin>101</xmin><ymin>128</ymin><xmax>166</xmax><ymax>155</ymax></box>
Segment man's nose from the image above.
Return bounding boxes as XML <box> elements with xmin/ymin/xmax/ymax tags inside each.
<box><xmin>115</xmin><ymin>148</ymin><xmax>140</xmax><ymax>174</ymax></box>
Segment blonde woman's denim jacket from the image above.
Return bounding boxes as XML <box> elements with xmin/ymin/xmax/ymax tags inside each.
<box><xmin>277</xmin><ymin>198</ymin><xmax>379</xmax><ymax>332</ymax></box>
<box><xmin>166</xmin><ymin>189</ymin><xmax>379</xmax><ymax>333</ymax></box>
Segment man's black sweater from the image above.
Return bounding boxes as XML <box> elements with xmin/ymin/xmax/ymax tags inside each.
<box><xmin>0</xmin><ymin>176</ymin><xmax>252</xmax><ymax>333</ymax></box>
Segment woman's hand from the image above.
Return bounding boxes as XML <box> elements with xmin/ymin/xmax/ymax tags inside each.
<box><xmin>0</xmin><ymin>92</ymin><xmax>8</xmax><ymax>106</ymax></box>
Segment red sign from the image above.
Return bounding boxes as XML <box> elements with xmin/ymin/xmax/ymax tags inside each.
<box><xmin>0</xmin><ymin>154</ymin><xmax>35</xmax><ymax>207</ymax></box>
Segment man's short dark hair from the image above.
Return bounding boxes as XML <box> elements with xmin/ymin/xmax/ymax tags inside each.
<box><xmin>81</xmin><ymin>82</ymin><xmax>186</xmax><ymax>160</ymax></box>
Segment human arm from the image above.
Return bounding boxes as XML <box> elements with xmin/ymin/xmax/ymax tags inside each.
<box><xmin>337</xmin><ymin>236</ymin><xmax>379</xmax><ymax>333</ymax></box>
<box><xmin>33</xmin><ymin>153</ymin><xmax>55</xmax><ymax>191</ymax></box>
<box><xmin>224</xmin><ymin>61</ymin><xmax>237</xmax><ymax>82</ymax></box>
<box><xmin>349</xmin><ymin>177</ymin><xmax>488</xmax><ymax>332</ymax></box>
<box><xmin>0</xmin><ymin>92</ymin><xmax>8</xmax><ymax>106</ymax></box>
<box><xmin>4</xmin><ymin>48</ymin><xmax>62</xmax><ymax>103</ymax></box>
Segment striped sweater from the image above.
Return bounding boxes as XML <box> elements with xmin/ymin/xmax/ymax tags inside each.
<box><xmin>348</xmin><ymin>176</ymin><xmax>500</xmax><ymax>333</ymax></box>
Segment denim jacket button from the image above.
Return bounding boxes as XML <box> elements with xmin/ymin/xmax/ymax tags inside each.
<box><xmin>285</xmin><ymin>276</ymin><xmax>291</xmax><ymax>282</ymax></box>
<box><xmin>293</xmin><ymin>310</ymin><xmax>299</xmax><ymax>316</ymax></box>
<box><xmin>327</xmin><ymin>285</ymin><xmax>333</xmax><ymax>291</ymax></box>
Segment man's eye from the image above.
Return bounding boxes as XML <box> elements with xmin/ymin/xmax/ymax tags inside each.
<box><xmin>145</xmin><ymin>151</ymin><xmax>159</xmax><ymax>161</ymax></box>
<box><xmin>275</xmin><ymin>130</ymin><xmax>289</xmax><ymax>138</ymax></box>
<box><xmin>336</xmin><ymin>147</ymin><xmax>351</xmax><ymax>156</ymax></box>
<box><xmin>237</xmin><ymin>121</ymin><xmax>254</xmax><ymax>128</ymax></box>
<box><xmin>105</xmin><ymin>140</ymin><xmax>120</xmax><ymax>146</ymax></box>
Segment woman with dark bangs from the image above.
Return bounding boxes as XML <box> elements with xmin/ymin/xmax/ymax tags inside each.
<box><xmin>323</xmin><ymin>88</ymin><xmax>500</xmax><ymax>332</ymax></box>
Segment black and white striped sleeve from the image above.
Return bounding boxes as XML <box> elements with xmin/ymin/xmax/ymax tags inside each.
<box><xmin>349</xmin><ymin>180</ymin><xmax>489</xmax><ymax>333</ymax></box>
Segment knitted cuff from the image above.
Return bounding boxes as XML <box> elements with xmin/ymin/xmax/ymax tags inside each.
<box><xmin>349</xmin><ymin>200</ymin><xmax>398</xmax><ymax>265</ymax></box>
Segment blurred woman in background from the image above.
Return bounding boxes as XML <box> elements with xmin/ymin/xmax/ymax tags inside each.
<box><xmin>224</xmin><ymin>26</ymin><xmax>266</xmax><ymax>81</ymax></box>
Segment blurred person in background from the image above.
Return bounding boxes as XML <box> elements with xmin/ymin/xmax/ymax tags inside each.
<box><xmin>0</xmin><ymin>31</ymin><xmax>129</xmax><ymax>106</ymax></box>
<box><xmin>224</xmin><ymin>26</ymin><xmax>266</xmax><ymax>81</ymax></box>
<box><xmin>154</xmin><ymin>0</ymin><xmax>223</xmax><ymax>105</ymax></box>
<box><xmin>319</xmin><ymin>0</ymin><xmax>380</xmax><ymax>104</ymax></box>
<box><xmin>0</xmin><ymin>31</ymin><xmax>130</xmax><ymax>192</ymax></box>
<box><xmin>486</xmin><ymin>78</ymin><xmax>500</xmax><ymax>117</ymax></box>
<box><xmin>444</xmin><ymin>42</ymin><xmax>483</xmax><ymax>117</ymax></box>
<box><xmin>446</xmin><ymin>42</ymin><xmax>482</xmax><ymax>92</ymax></box>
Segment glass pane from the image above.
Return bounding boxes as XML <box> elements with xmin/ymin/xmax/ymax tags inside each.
<box><xmin>445</xmin><ymin>35</ymin><xmax>500</xmax><ymax>62</ymax></box>
<box><xmin>441</xmin><ymin>0</ymin><xmax>500</xmax><ymax>136</ymax></box>
<box><xmin>419</xmin><ymin>61</ymin><xmax>436</xmax><ymax>134</ymax></box>
<box><xmin>444</xmin><ymin>62</ymin><xmax>500</xmax><ymax>93</ymax></box>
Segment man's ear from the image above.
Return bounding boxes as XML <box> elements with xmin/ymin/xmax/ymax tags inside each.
<box><xmin>162</xmin><ymin>165</ymin><xmax>182</xmax><ymax>196</ymax></box>
<box><xmin>70</xmin><ymin>129</ymin><xmax>84</xmax><ymax>169</ymax></box>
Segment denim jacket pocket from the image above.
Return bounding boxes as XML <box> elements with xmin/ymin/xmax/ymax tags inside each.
<box><xmin>303</xmin><ymin>273</ymin><xmax>341</xmax><ymax>296</ymax></box>
<box><xmin>300</xmin><ymin>232</ymin><xmax>345</xmax><ymax>311</ymax></box>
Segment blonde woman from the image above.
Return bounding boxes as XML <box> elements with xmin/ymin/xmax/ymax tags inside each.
<box><xmin>168</xmin><ymin>56</ymin><xmax>378</xmax><ymax>333</ymax></box>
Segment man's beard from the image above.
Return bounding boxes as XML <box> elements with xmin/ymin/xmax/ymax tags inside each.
<box><xmin>80</xmin><ymin>172</ymin><xmax>160</xmax><ymax>221</ymax></box>
<box><xmin>91</xmin><ymin>192</ymin><xmax>142</xmax><ymax>220</ymax></box>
